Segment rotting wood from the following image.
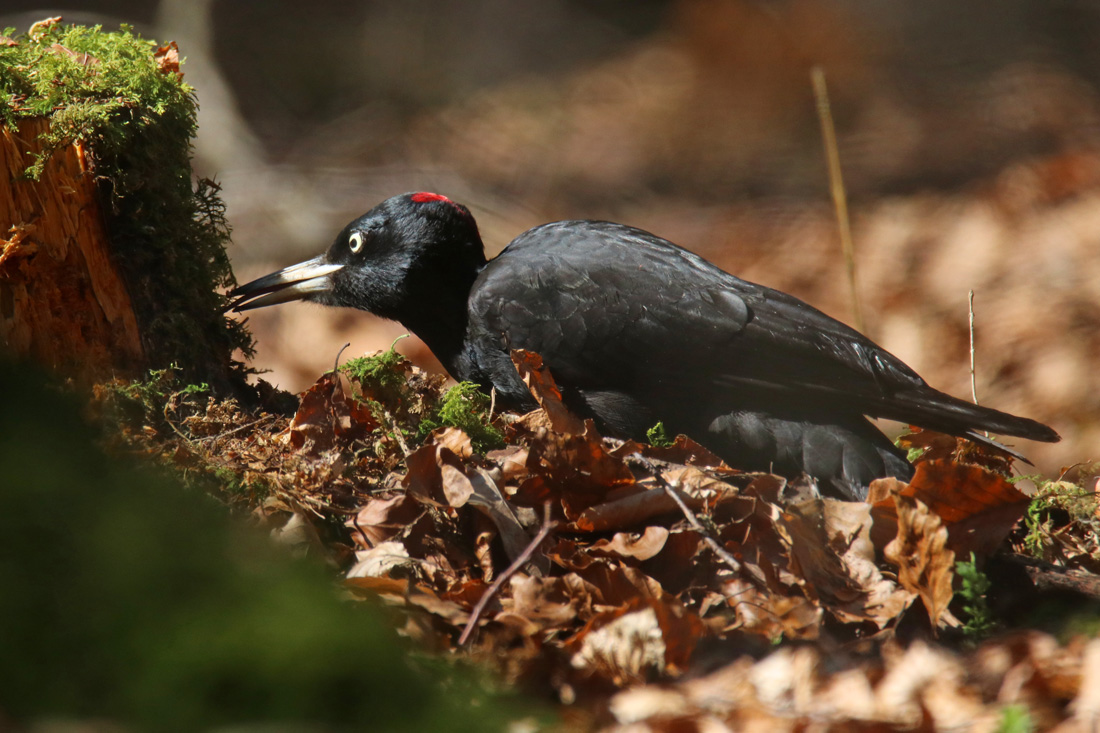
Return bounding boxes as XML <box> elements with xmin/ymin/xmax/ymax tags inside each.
<box><xmin>0</xmin><ymin>117</ymin><xmax>144</xmax><ymax>379</ymax></box>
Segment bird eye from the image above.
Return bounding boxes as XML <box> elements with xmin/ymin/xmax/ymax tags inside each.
<box><xmin>348</xmin><ymin>231</ymin><xmax>365</xmax><ymax>253</ymax></box>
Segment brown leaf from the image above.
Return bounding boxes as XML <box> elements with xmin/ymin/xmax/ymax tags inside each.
<box><xmin>402</xmin><ymin>428</ymin><xmax>474</xmax><ymax>507</ymax></box>
<box><xmin>287</xmin><ymin>372</ymin><xmax>378</xmax><ymax>455</ymax></box>
<box><xmin>523</xmin><ymin>425</ymin><xmax>635</xmax><ymax>517</ymax></box>
<box><xmin>49</xmin><ymin>43</ymin><xmax>97</xmax><ymax>66</ymax></box>
<box><xmin>870</xmin><ymin>459</ymin><xmax>1029</xmax><ymax>559</ymax></box>
<box><xmin>28</xmin><ymin>17</ymin><xmax>62</xmax><ymax>37</ymax></box>
<box><xmin>721</xmin><ymin>577</ymin><xmax>823</xmax><ymax>640</ymax></box>
<box><xmin>486</xmin><ymin>445</ymin><xmax>530</xmax><ymax>482</ymax></box>
<box><xmin>504</xmin><ymin>573</ymin><xmax>595</xmax><ymax>631</ymax></box>
<box><xmin>573</xmin><ymin>464</ymin><xmax>739</xmax><ymax>531</ymax></box>
<box><xmin>344</xmin><ymin>575</ymin><xmax>411</xmax><ymax>602</ymax></box>
<box><xmin>611</xmin><ymin>434</ymin><xmax>732</xmax><ymax>470</ymax></box>
<box><xmin>573</xmin><ymin>486</ymin><xmax>681</xmax><ymax>532</ymax></box>
<box><xmin>575</xmin><ymin>561</ymin><xmax>664</xmax><ymax>606</ymax></box>
<box><xmin>347</xmin><ymin>493</ymin><xmax>422</xmax><ymax>548</ymax></box>
<box><xmin>569</xmin><ymin>603</ymin><xmax>667</xmax><ymax>685</ymax></box>
<box><xmin>510</xmin><ymin>349</ymin><xmax>585</xmax><ymax>434</ymax></box>
<box><xmin>780</xmin><ymin>499</ymin><xmax>914</xmax><ymax>627</ymax></box>
<box><xmin>0</xmin><ymin>36</ymin><xmax>18</xmax><ymax>47</ymax></box>
<box><xmin>589</xmin><ymin>527</ymin><xmax>670</xmax><ymax>561</ymax></box>
<box><xmin>154</xmin><ymin>41</ymin><xmax>183</xmax><ymax>79</ymax></box>
<box><xmin>898</xmin><ymin>427</ymin><xmax>1016</xmax><ymax>474</ymax></box>
<box><xmin>569</xmin><ymin>598</ymin><xmax>704</xmax><ymax>684</ymax></box>
<box><xmin>884</xmin><ymin>494</ymin><xmax>957</xmax><ymax>628</ymax></box>
<box><xmin>433</xmin><ymin>426</ymin><xmax>474</xmax><ymax>459</ymax></box>
<box><xmin>346</xmin><ymin>540</ymin><xmax>414</xmax><ymax>579</ymax></box>
<box><xmin>461</xmin><ymin>466</ymin><xmax>536</xmax><ymax>566</ymax></box>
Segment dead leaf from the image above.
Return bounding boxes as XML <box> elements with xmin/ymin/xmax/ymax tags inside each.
<box><xmin>510</xmin><ymin>349</ymin><xmax>585</xmax><ymax>434</ymax></box>
<box><xmin>590</xmin><ymin>527</ymin><xmax>670</xmax><ymax>561</ymax></box>
<box><xmin>570</xmin><ymin>603</ymin><xmax>668</xmax><ymax>684</ymax></box>
<box><xmin>29</xmin><ymin>17</ymin><xmax>62</xmax><ymax>37</ymax></box>
<box><xmin>346</xmin><ymin>541</ymin><xmax>414</xmax><ymax>579</ymax></box>
<box><xmin>347</xmin><ymin>493</ymin><xmax>422</xmax><ymax>548</ymax></box>
<box><xmin>721</xmin><ymin>577</ymin><xmax>823</xmax><ymax>640</ymax></box>
<box><xmin>884</xmin><ymin>494</ymin><xmax>958</xmax><ymax>629</ymax></box>
<box><xmin>780</xmin><ymin>499</ymin><xmax>914</xmax><ymax>626</ymax></box>
<box><xmin>154</xmin><ymin>41</ymin><xmax>183</xmax><ymax>79</ymax></box>
<box><xmin>287</xmin><ymin>371</ymin><xmax>378</xmax><ymax>455</ymax></box>
<box><xmin>270</xmin><ymin>508</ymin><xmax>329</xmax><ymax>561</ymax></box>
<box><xmin>573</xmin><ymin>486</ymin><xmax>681</xmax><ymax>532</ymax></box>
<box><xmin>898</xmin><ymin>427</ymin><xmax>1016</xmax><ymax>474</ymax></box>
<box><xmin>462</xmin><ymin>466</ymin><xmax>539</xmax><ymax>568</ymax></box>
<box><xmin>611</xmin><ymin>434</ymin><xmax>732</xmax><ymax>470</ymax></box>
<box><xmin>49</xmin><ymin>43</ymin><xmax>97</xmax><ymax>66</ymax></box>
<box><xmin>870</xmin><ymin>460</ymin><xmax>1029</xmax><ymax>559</ymax></box>
<box><xmin>402</xmin><ymin>428</ymin><xmax>474</xmax><ymax>507</ymax></box>
<box><xmin>486</xmin><ymin>444</ymin><xmax>530</xmax><ymax>482</ymax></box>
<box><xmin>504</xmin><ymin>573</ymin><xmax>595</xmax><ymax>631</ymax></box>
<box><xmin>522</xmin><ymin>425</ymin><xmax>635</xmax><ymax>517</ymax></box>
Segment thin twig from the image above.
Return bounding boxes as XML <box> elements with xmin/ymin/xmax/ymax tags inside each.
<box><xmin>458</xmin><ymin>501</ymin><xmax>556</xmax><ymax>646</ymax></box>
<box><xmin>812</xmin><ymin>66</ymin><xmax>865</xmax><ymax>334</ymax></box>
<box><xmin>627</xmin><ymin>454</ymin><xmax>767</xmax><ymax>586</ymax></box>
<box><xmin>197</xmin><ymin>414</ymin><xmax>278</xmax><ymax>443</ymax></box>
<box><xmin>968</xmin><ymin>290</ymin><xmax>979</xmax><ymax>405</ymax></box>
<box><xmin>332</xmin><ymin>342</ymin><xmax>352</xmax><ymax>374</ymax></box>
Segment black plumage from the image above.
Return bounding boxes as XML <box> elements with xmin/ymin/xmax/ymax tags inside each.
<box><xmin>229</xmin><ymin>192</ymin><xmax>1059</xmax><ymax>499</ymax></box>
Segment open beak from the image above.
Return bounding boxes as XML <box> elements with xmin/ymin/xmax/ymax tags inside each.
<box><xmin>226</xmin><ymin>256</ymin><xmax>344</xmax><ymax>312</ymax></box>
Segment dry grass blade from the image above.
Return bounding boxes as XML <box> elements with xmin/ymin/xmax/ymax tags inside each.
<box><xmin>812</xmin><ymin>65</ymin><xmax>864</xmax><ymax>334</ymax></box>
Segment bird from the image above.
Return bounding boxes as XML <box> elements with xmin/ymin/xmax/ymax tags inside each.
<box><xmin>228</xmin><ymin>191</ymin><xmax>1059</xmax><ymax>500</ymax></box>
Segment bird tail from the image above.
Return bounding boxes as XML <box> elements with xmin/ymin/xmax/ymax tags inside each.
<box><xmin>884</xmin><ymin>388</ymin><xmax>1059</xmax><ymax>444</ymax></box>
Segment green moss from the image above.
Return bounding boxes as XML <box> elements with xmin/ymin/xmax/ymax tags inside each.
<box><xmin>419</xmin><ymin>382</ymin><xmax>505</xmax><ymax>454</ymax></box>
<box><xmin>646</xmin><ymin>421</ymin><xmax>673</xmax><ymax>448</ymax></box>
<box><xmin>98</xmin><ymin>363</ymin><xmax>207</xmax><ymax>436</ymax></box>
<box><xmin>955</xmin><ymin>553</ymin><xmax>997</xmax><ymax>642</ymax></box>
<box><xmin>1018</xmin><ymin>473</ymin><xmax>1100</xmax><ymax>559</ymax></box>
<box><xmin>341</xmin><ymin>336</ymin><xmax>412</xmax><ymax>409</ymax></box>
<box><xmin>0</xmin><ymin>21</ymin><xmax>253</xmax><ymax>392</ymax></box>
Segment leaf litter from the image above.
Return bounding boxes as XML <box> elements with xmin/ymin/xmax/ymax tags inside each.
<box><xmin>93</xmin><ymin>347</ymin><xmax>1100</xmax><ymax>731</ymax></box>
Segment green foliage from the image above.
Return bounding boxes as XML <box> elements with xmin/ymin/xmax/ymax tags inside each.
<box><xmin>341</xmin><ymin>336</ymin><xmax>411</xmax><ymax>408</ymax></box>
<box><xmin>420</xmin><ymin>382</ymin><xmax>505</xmax><ymax>454</ymax></box>
<box><xmin>0</xmin><ymin>21</ymin><xmax>253</xmax><ymax>390</ymax></box>
<box><xmin>100</xmin><ymin>364</ymin><xmax>205</xmax><ymax>431</ymax></box>
<box><xmin>340</xmin><ymin>341</ymin><xmax>504</xmax><ymax>454</ymax></box>
<box><xmin>956</xmin><ymin>552</ymin><xmax>997</xmax><ymax>641</ymax></box>
<box><xmin>646</xmin><ymin>421</ymin><xmax>673</xmax><ymax>447</ymax></box>
<box><xmin>1019</xmin><ymin>473</ymin><xmax>1100</xmax><ymax>559</ymax></box>
<box><xmin>0</xmin><ymin>22</ymin><xmax>192</xmax><ymax>175</ymax></box>
<box><xmin>995</xmin><ymin>704</ymin><xmax>1033</xmax><ymax>733</ymax></box>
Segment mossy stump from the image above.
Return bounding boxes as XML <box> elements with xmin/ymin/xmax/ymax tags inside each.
<box><xmin>0</xmin><ymin>19</ymin><xmax>253</xmax><ymax>391</ymax></box>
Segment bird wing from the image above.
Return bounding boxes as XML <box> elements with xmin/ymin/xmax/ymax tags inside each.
<box><xmin>469</xmin><ymin>220</ymin><xmax>1056</xmax><ymax>442</ymax></box>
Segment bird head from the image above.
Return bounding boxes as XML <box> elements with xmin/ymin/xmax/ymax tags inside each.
<box><xmin>227</xmin><ymin>192</ymin><xmax>486</xmax><ymax>322</ymax></box>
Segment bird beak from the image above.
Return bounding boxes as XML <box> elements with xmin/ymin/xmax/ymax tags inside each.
<box><xmin>226</xmin><ymin>256</ymin><xmax>344</xmax><ymax>312</ymax></box>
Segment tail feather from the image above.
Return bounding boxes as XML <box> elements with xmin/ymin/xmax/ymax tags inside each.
<box><xmin>883</xmin><ymin>389</ymin><xmax>1059</xmax><ymax>444</ymax></box>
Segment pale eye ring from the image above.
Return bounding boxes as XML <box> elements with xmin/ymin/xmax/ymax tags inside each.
<box><xmin>348</xmin><ymin>231</ymin><xmax>365</xmax><ymax>253</ymax></box>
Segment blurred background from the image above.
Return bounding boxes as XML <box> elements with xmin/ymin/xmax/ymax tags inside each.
<box><xmin>4</xmin><ymin>0</ymin><xmax>1098</xmax><ymax>474</ymax></box>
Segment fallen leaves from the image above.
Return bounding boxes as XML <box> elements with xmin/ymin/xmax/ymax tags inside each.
<box><xmin>91</xmin><ymin>348</ymin><xmax>1100</xmax><ymax>731</ymax></box>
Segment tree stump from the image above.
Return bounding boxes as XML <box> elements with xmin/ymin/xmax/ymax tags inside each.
<box><xmin>0</xmin><ymin>117</ymin><xmax>144</xmax><ymax>381</ymax></box>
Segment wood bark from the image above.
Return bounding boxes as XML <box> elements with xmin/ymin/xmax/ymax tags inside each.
<box><xmin>0</xmin><ymin>117</ymin><xmax>144</xmax><ymax>380</ymax></box>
